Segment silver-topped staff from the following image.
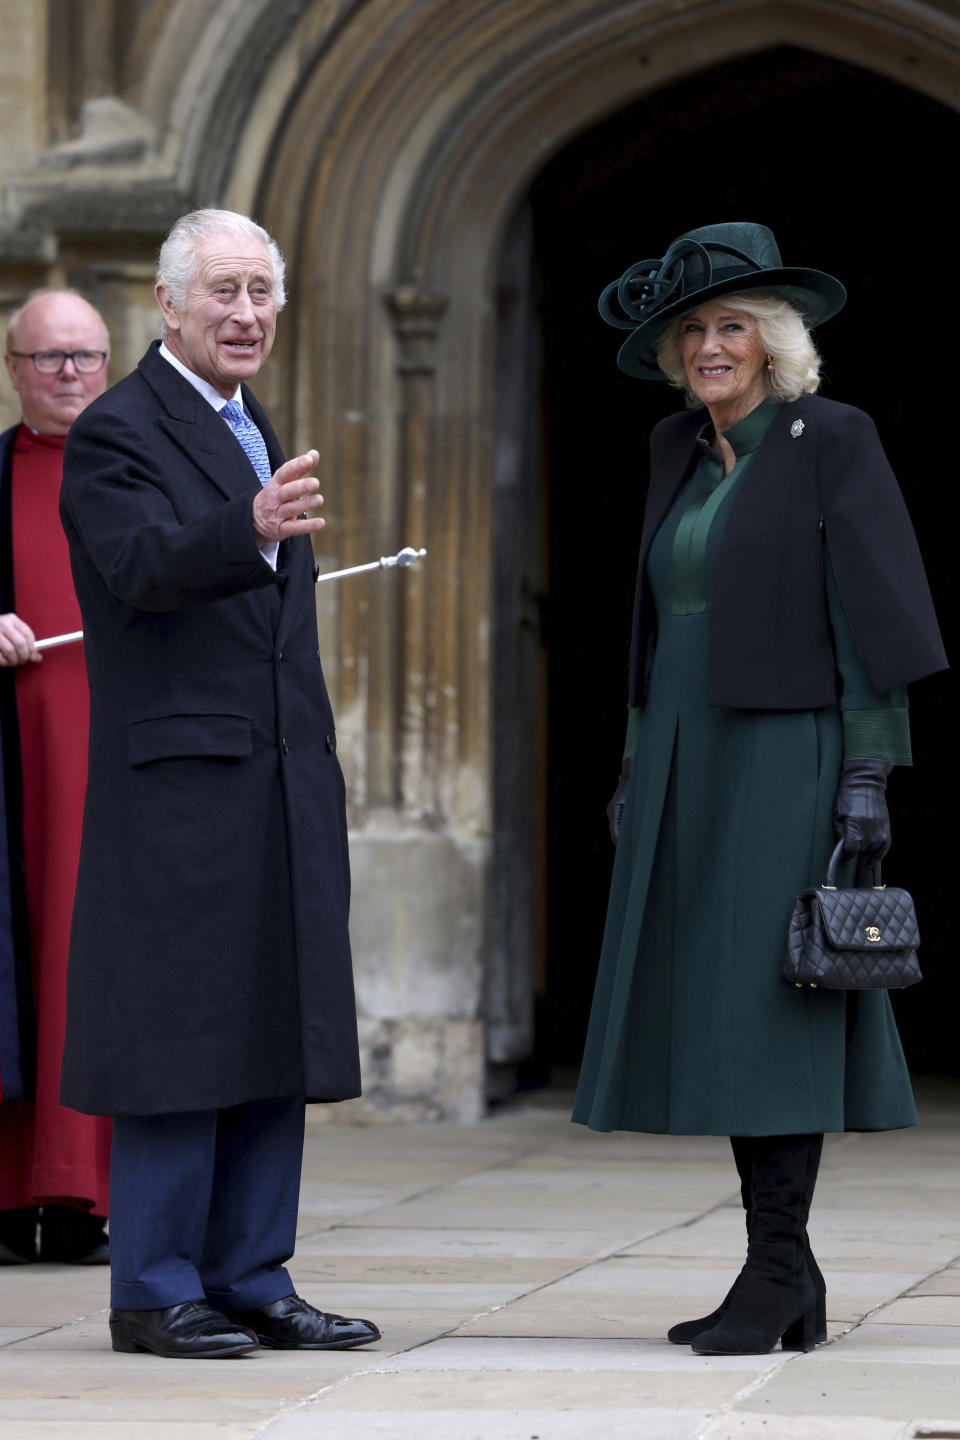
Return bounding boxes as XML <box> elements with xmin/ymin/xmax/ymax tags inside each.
<box><xmin>33</xmin><ymin>546</ymin><xmax>428</xmax><ymax>651</ymax></box>
<box><xmin>315</xmin><ymin>546</ymin><xmax>426</xmax><ymax>585</ymax></box>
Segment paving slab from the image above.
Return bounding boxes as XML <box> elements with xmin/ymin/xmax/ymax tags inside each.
<box><xmin>735</xmin><ymin>1359</ymin><xmax>960</xmax><ymax>1419</ymax></box>
<box><xmin>290</xmin><ymin>1255</ymin><xmax>578</xmax><ymax>1284</ymax></box>
<box><xmin>698</xmin><ymin>1418</ymin><xmax>907</xmax><ymax>1439</ymax></box>
<box><xmin>294</xmin><ymin>1224</ymin><xmax>637</xmax><ymax>1259</ymax></box>
<box><xmin>0</xmin><ymin>1326</ymin><xmax>52</xmax><ymax>1347</ymax></box>
<box><xmin>0</xmin><ymin>1267</ymin><xmax>109</xmax><ymax>1327</ymax></box>
<box><xmin>627</xmin><ymin>1211</ymin><xmax>960</xmax><ymax>1269</ymax></box>
<box><xmin>294</xmin><ymin>1279</ymin><xmax>543</xmax><ymax>1311</ymax></box>
<box><xmin>261</xmin><ymin>1407</ymin><xmax>714</xmax><ymax>1439</ymax></box>
<box><xmin>806</xmin><ymin>1323</ymin><xmax>960</xmax><ymax>1362</ymax></box>
<box><xmin>0</xmin><ymin>1427</ymin><xmax>263</xmax><ymax>1440</ymax></box>
<box><xmin>377</xmin><ymin>1336</ymin><xmax>786</xmax><ymax>1374</ymax></box>
<box><xmin>452</xmin><ymin>1257</ymin><xmax>928</xmax><ymax>1337</ymax></box>
<box><xmin>295</xmin><ymin>1366</ymin><xmax>778</xmax><ymax>1409</ymax></box>
<box><xmin>341</xmin><ymin>1190</ymin><xmax>690</xmax><ymax>1232</ymax></box>
<box><xmin>909</xmin><ymin>1270</ymin><xmax>960</xmax><ymax>1295</ymax></box>
<box><xmin>872</xmin><ymin>1296</ymin><xmax>960</xmax><ymax>1326</ymax></box>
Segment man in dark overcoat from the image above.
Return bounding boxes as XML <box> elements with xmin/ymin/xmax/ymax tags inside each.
<box><xmin>59</xmin><ymin>209</ymin><xmax>379</xmax><ymax>1359</ymax></box>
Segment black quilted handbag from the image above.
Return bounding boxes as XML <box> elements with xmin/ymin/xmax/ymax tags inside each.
<box><xmin>783</xmin><ymin>842</ymin><xmax>922</xmax><ymax>990</ymax></box>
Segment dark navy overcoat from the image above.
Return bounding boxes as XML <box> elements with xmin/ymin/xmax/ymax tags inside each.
<box><xmin>58</xmin><ymin>342</ymin><xmax>360</xmax><ymax>1116</ymax></box>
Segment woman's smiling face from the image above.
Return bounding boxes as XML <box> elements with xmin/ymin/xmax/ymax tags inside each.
<box><xmin>678</xmin><ymin>298</ymin><xmax>769</xmax><ymax>427</ymax></box>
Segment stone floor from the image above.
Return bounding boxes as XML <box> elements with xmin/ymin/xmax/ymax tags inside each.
<box><xmin>1</xmin><ymin>1079</ymin><xmax>959</xmax><ymax>1439</ymax></box>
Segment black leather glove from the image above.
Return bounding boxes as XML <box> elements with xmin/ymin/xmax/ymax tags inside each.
<box><xmin>606</xmin><ymin>756</ymin><xmax>632</xmax><ymax>847</ymax></box>
<box><xmin>833</xmin><ymin>757</ymin><xmax>893</xmax><ymax>861</ymax></box>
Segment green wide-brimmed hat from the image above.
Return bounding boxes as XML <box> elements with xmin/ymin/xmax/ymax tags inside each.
<box><xmin>599</xmin><ymin>221</ymin><xmax>846</xmax><ymax>380</ymax></box>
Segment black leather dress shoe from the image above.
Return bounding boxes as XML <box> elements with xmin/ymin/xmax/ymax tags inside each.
<box><xmin>0</xmin><ymin>1208</ymin><xmax>38</xmax><ymax>1264</ymax></box>
<box><xmin>40</xmin><ymin>1206</ymin><xmax>110</xmax><ymax>1265</ymax></box>
<box><xmin>224</xmin><ymin>1294</ymin><xmax>380</xmax><ymax>1350</ymax></box>
<box><xmin>109</xmin><ymin>1301</ymin><xmax>259</xmax><ymax>1357</ymax></box>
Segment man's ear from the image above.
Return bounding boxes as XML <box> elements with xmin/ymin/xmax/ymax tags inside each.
<box><xmin>155</xmin><ymin>283</ymin><xmax>180</xmax><ymax>334</ymax></box>
<box><xmin>4</xmin><ymin>351</ymin><xmax>21</xmax><ymax>394</ymax></box>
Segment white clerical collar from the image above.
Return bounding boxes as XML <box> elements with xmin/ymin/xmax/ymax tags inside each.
<box><xmin>158</xmin><ymin>342</ymin><xmax>243</xmax><ymax>414</ymax></box>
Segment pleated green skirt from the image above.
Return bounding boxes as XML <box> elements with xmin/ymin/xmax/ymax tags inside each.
<box><xmin>572</xmin><ymin>477</ymin><xmax>917</xmax><ymax>1137</ymax></box>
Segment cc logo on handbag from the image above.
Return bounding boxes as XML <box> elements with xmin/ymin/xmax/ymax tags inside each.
<box><xmin>864</xmin><ymin>926</ymin><xmax>882</xmax><ymax>943</ymax></box>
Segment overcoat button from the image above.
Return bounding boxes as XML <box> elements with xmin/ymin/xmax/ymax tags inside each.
<box><xmin>325</xmin><ymin>733</ymin><xmax>336</xmax><ymax>753</ymax></box>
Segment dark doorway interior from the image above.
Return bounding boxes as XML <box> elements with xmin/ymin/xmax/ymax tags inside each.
<box><xmin>525</xmin><ymin>47</ymin><xmax>956</xmax><ymax>1081</ymax></box>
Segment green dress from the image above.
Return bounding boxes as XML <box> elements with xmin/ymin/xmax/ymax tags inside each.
<box><xmin>572</xmin><ymin>399</ymin><xmax>917</xmax><ymax>1137</ymax></box>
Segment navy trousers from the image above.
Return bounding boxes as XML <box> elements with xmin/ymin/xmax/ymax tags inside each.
<box><xmin>109</xmin><ymin>1096</ymin><xmax>305</xmax><ymax>1311</ymax></box>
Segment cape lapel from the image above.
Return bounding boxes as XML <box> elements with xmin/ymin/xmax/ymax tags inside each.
<box><xmin>627</xmin><ymin>410</ymin><xmax>701</xmax><ymax>702</ymax></box>
<box><xmin>641</xmin><ymin>411</ymin><xmax>703</xmax><ymax>557</ymax></box>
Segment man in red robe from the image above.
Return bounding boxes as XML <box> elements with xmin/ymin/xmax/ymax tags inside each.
<box><xmin>0</xmin><ymin>290</ymin><xmax>112</xmax><ymax>1264</ymax></box>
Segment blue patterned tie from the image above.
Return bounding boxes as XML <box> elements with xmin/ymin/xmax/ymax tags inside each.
<box><xmin>220</xmin><ymin>400</ymin><xmax>272</xmax><ymax>487</ymax></box>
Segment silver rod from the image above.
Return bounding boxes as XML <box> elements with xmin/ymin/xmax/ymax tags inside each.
<box><xmin>34</xmin><ymin>549</ymin><xmax>427</xmax><ymax>649</ymax></box>
<box><xmin>315</xmin><ymin>545</ymin><xmax>427</xmax><ymax>584</ymax></box>
<box><xmin>34</xmin><ymin>630</ymin><xmax>84</xmax><ymax>652</ymax></box>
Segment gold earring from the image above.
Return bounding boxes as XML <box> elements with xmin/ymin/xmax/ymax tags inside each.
<box><xmin>766</xmin><ymin>354</ymin><xmax>776</xmax><ymax>372</ymax></box>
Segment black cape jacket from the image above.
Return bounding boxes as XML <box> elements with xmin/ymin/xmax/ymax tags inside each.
<box><xmin>628</xmin><ymin>395</ymin><xmax>947</xmax><ymax>709</ymax></box>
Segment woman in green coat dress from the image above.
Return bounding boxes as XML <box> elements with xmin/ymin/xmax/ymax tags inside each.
<box><xmin>572</xmin><ymin>222</ymin><xmax>947</xmax><ymax>1357</ymax></box>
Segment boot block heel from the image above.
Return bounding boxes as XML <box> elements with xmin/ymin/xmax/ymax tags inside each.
<box><xmin>781</xmin><ymin>1305</ymin><xmax>817</xmax><ymax>1352</ymax></box>
<box><xmin>110</xmin><ymin>1330</ymin><xmax>140</xmax><ymax>1353</ymax></box>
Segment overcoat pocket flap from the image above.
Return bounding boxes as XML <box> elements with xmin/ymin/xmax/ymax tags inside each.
<box><xmin>127</xmin><ymin>713</ymin><xmax>253</xmax><ymax>765</ymax></box>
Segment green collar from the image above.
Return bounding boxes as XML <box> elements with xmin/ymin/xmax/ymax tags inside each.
<box><xmin>697</xmin><ymin>396</ymin><xmax>781</xmax><ymax>461</ymax></box>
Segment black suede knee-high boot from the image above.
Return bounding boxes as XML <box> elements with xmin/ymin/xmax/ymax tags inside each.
<box><xmin>803</xmin><ymin>1134</ymin><xmax>826</xmax><ymax>1342</ymax></box>
<box><xmin>692</xmin><ymin>1134</ymin><xmax>820</xmax><ymax>1355</ymax></box>
<box><xmin>666</xmin><ymin>1137</ymin><xmax>753</xmax><ymax>1344</ymax></box>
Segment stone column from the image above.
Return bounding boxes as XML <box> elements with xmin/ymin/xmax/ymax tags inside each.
<box><xmin>344</xmin><ymin>284</ymin><xmax>487</xmax><ymax>1123</ymax></box>
<box><xmin>382</xmin><ymin>286</ymin><xmax>449</xmax><ymax>820</ymax></box>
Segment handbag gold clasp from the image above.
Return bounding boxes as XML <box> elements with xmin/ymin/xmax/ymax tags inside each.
<box><xmin>865</xmin><ymin>926</ymin><xmax>882</xmax><ymax>943</ymax></box>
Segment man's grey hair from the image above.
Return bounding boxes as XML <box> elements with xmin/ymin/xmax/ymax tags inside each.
<box><xmin>156</xmin><ymin>209</ymin><xmax>286</xmax><ymax>313</ymax></box>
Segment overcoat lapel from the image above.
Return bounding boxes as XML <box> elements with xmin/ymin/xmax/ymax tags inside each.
<box><xmin>138</xmin><ymin>344</ymin><xmax>266</xmax><ymax>505</ymax></box>
<box><xmin>137</xmin><ymin>346</ymin><xmax>289</xmax><ymax>630</ymax></box>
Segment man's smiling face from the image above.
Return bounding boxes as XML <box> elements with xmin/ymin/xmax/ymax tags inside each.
<box><xmin>156</xmin><ymin>232</ymin><xmax>278</xmax><ymax>397</ymax></box>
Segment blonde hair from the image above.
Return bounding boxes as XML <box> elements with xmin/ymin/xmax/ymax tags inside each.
<box><xmin>655</xmin><ymin>292</ymin><xmax>821</xmax><ymax>407</ymax></box>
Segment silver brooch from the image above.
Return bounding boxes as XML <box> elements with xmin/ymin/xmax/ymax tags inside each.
<box><xmin>790</xmin><ymin>419</ymin><xmax>805</xmax><ymax>438</ymax></box>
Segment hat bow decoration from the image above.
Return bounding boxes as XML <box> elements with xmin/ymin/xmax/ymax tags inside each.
<box><xmin>599</xmin><ymin>239</ymin><xmax>763</xmax><ymax>331</ymax></box>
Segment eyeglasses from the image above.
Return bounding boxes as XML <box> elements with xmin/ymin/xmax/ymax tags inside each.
<box><xmin>7</xmin><ymin>349</ymin><xmax>108</xmax><ymax>374</ymax></box>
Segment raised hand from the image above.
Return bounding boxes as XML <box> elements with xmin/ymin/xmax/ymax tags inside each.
<box><xmin>251</xmin><ymin>450</ymin><xmax>326</xmax><ymax>548</ymax></box>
